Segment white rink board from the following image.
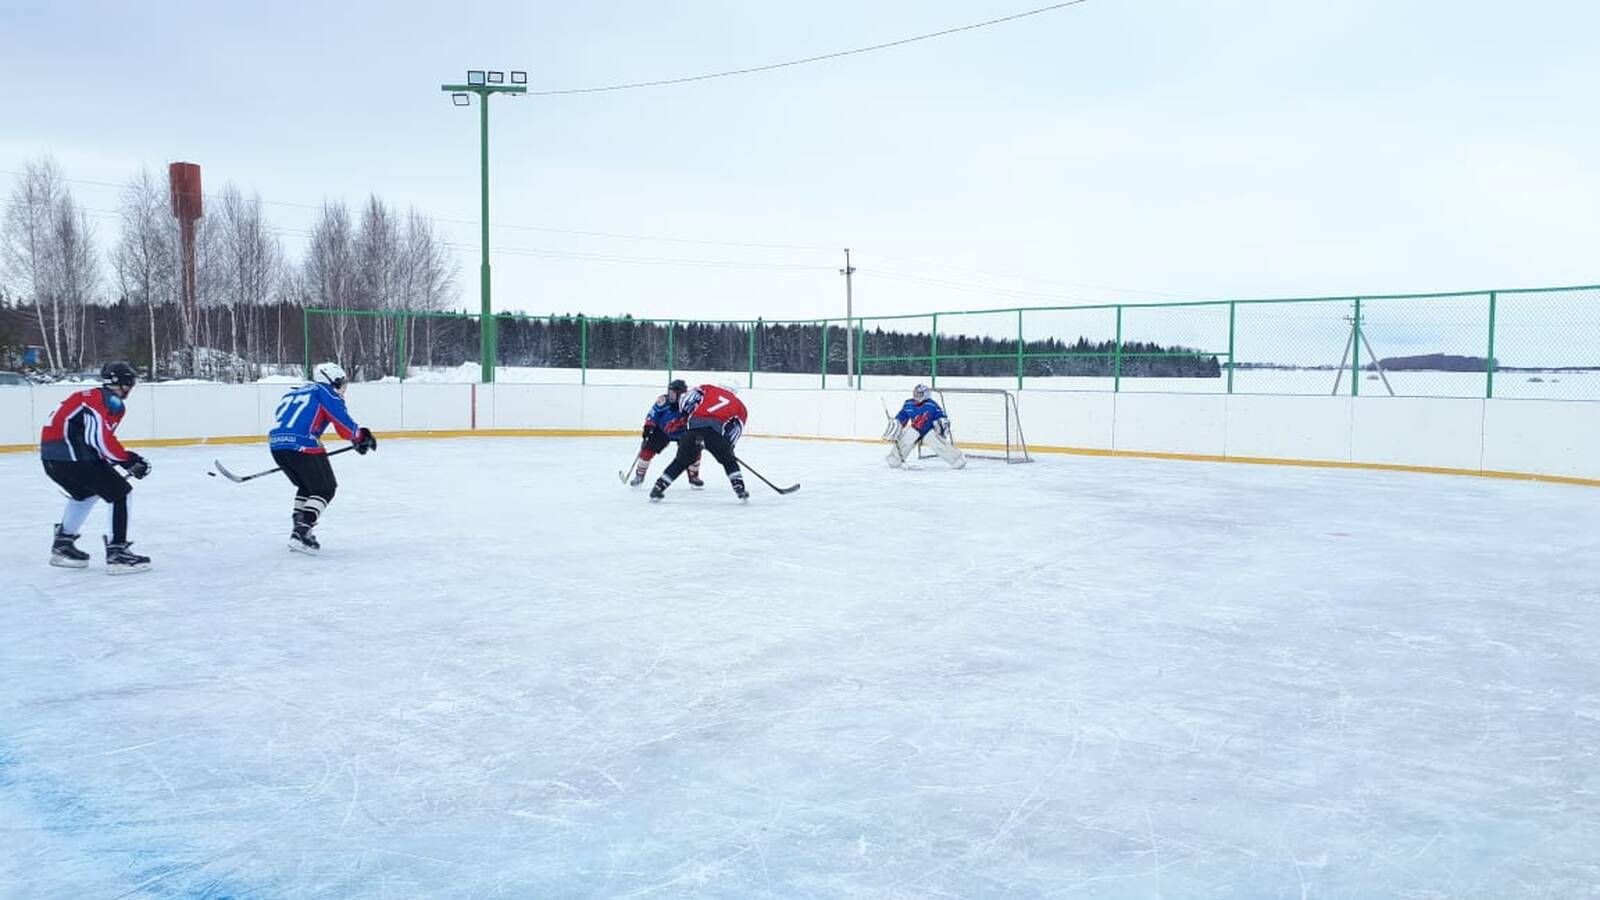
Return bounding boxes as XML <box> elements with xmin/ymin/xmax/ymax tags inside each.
<box><xmin>2</xmin><ymin>438</ymin><xmax>1598</xmax><ymax>896</ymax></box>
<box><xmin>4</xmin><ymin>381</ymin><xmax>1600</xmax><ymax>481</ymax></box>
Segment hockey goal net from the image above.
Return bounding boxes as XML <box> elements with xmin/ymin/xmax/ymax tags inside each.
<box><xmin>920</xmin><ymin>387</ymin><xmax>1032</xmax><ymax>463</ymax></box>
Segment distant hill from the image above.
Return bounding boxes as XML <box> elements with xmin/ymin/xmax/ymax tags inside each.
<box><xmin>1371</xmin><ymin>354</ymin><xmax>1492</xmax><ymax>372</ymax></box>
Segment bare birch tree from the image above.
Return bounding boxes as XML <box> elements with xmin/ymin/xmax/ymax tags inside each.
<box><xmin>1</xmin><ymin>158</ymin><xmax>67</xmax><ymax>369</ymax></box>
<box><xmin>397</xmin><ymin>208</ymin><xmax>459</xmax><ymax>369</ymax></box>
<box><xmin>113</xmin><ymin>167</ymin><xmax>176</xmax><ymax>378</ymax></box>
<box><xmin>354</xmin><ymin>195</ymin><xmax>403</xmax><ymax>376</ymax></box>
<box><xmin>303</xmin><ymin>201</ymin><xmax>356</xmax><ymax>364</ymax></box>
<box><xmin>216</xmin><ymin>183</ymin><xmax>283</xmax><ymax>378</ymax></box>
<box><xmin>50</xmin><ymin>191</ymin><xmax>100</xmax><ymax>371</ymax></box>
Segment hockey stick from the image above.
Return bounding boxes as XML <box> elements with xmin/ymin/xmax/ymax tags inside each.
<box><xmin>618</xmin><ymin>452</ymin><xmax>644</xmax><ymax>484</ymax></box>
<box><xmin>211</xmin><ymin>445</ymin><xmax>357</xmax><ymax>483</ymax></box>
<box><xmin>734</xmin><ymin>457</ymin><xmax>800</xmax><ymax>495</ymax></box>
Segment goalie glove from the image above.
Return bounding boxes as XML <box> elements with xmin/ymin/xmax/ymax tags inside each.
<box><xmin>882</xmin><ymin>419</ymin><xmax>904</xmax><ymax>442</ymax></box>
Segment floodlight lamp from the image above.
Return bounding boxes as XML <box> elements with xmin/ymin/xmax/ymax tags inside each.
<box><xmin>510</xmin><ymin>71</ymin><xmax>527</xmax><ymax>84</ymax></box>
<box><xmin>452</xmin><ymin>92</ymin><xmax>471</xmax><ymax>106</ymax></box>
<box><xmin>467</xmin><ymin>70</ymin><xmax>486</xmax><ymax>86</ymax></box>
<box><xmin>487</xmin><ymin>71</ymin><xmax>504</xmax><ymax>84</ymax></box>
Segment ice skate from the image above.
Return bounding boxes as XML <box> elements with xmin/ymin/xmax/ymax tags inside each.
<box><xmin>49</xmin><ymin>524</ymin><xmax>90</xmax><ymax>569</ymax></box>
<box><xmin>103</xmin><ymin>537</ymin><xmax>151</xmax><ymax>575</ymax></box>
<box><xmin>289</xmin><ymin>525</ymin><xmax>321</xmax><ymax>555</ymax></box>
<box><xmin>627</xmin><ymin>458</ymin><xmax>649</xmax><ymax>487</ymax></box>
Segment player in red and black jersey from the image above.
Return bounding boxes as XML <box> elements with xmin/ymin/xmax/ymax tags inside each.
<box><xmin>648</xmin><ymin>383</ymin><xmax>750</xmax><ymax>501</ymax></box>
<box><xmin>39</xmin><ymin>362</ymin><xmax>153</xmax><ymax>573</ymax></box>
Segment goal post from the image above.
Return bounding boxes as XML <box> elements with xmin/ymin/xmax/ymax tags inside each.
<box><xmin>922</xmin><ymin>387</ymin><xmax>1032</xmax><ymax>463</ymax></box>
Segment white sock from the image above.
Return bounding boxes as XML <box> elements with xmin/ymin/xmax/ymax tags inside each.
<box><xmin>61</xmin><ymin>498</ymin><xmax>96</xmax><ymax>535</ymax></box>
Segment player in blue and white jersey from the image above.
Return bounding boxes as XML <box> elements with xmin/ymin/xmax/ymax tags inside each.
<box><xmin>885</xmin><ymin>383</ymin><xmax>966</xmax><ymax>468</ymax></box>
<box><xmin>623</xmin><ymin>379</ymin><xmax>704</xmax><ymax>488</ymax></box>
<box><xmin>267</xmin><ymin>362</ymin><xmax>377</xmax><ymax>554</ymax></box>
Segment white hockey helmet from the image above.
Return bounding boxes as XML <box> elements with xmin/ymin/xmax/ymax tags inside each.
<box><xmin>912</xmin><ymin>383</ymin><xmax>931</xmax><ymax>401</ymax></box>
<box><xmin>313</xmin><ymin>362</ymin><xmax>349</xmax><ymax>390</ymax></box>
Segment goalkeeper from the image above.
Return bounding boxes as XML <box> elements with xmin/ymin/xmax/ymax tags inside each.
<box><xmin>885</xmin><ymin>384</ymin><xmax>966</xmax><ymax>469</ymax></box>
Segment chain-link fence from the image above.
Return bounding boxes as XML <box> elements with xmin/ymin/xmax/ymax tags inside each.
<box><xmin>294</xmin><ymin>284</ymin><xmax>1600</xmax><ymax>399</ymax></box>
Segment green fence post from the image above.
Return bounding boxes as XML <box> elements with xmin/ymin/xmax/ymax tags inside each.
<box><xmin>930</xmin><ymin>313</ymin><xmax>939</xmax><ymax>387</ymax></box>
<box><xmin>820</xmin><ymin>319</ymin><xmax>829</xmax><ymax>389</ymax></box>
<box><xmin>1226</xmin><ymin>301</ymin><xmax>1236</xmax><ymax>394</ymax></box>
<box><xmin>749</xmin><ymin>318</ymin><xmax>758</xmax><ymax>389</ymax></box>
<box><xmin>1351</xmin><ymin>298</ymin><xmax>1362</xmax><ymax>397</ymax></box>
<box><xmin>1486</xmin><ymin>291</ymin><xmax>1497</xmax><ymax>399</ymax></box>
<box><xmin>1113</xmin><ymin>305</ymin><xmax>1123</xmax><ymax>392</ymax></box>
<box><xmin>302</xmin><ymin>308</ymin><xmax>311</xmax><ymax>381</ymax></box>
<box><xmin>579</xmin><ymin>315</ymin><xmax>588</xmax><ymax>386</ymax></box>
<box><xmin>396</xmin><ymin>314</ymin><xmax>407</xmax><ymax>382</ymax></box>
<box><xmin>667</xmin><ymin>320</ymin><xmax>675</xmax><ymax>383</ymax></box>
<box><xmin>1016</xmin><ymin>309</ymin><xmax>1025</xmax><ymax>390</ymax></box>
<box><xmin>856</xmin><ymin>322</ymin><xmax>864</xmax><ymax>390</ymax></box>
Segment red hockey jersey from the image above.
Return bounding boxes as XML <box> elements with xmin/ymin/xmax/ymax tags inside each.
<box><xmin>681</xmin><ymin>384</ymin><xmax>748</xmax><ymax>431</ymax></box>
<box><xmin>40</xmin><ymin>387</ymin><xmax>132</xmax><ymax>464</ymax></box>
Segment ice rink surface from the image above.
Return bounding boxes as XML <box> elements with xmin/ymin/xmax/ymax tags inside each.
<box><xmin>2</xmin><ymin>436</ymin><xmax>1599</xmax><ymax>899</ymax></box>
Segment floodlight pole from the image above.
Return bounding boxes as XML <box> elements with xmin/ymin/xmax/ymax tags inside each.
<box><xmin>441</xmin><ymin>78</ymin><xmax>526</xmax><ymax>383</ymax></box>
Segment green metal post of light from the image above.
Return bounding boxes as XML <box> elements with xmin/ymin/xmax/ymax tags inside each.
<box><xmin>1486</xmin><ymin>292</ymin><xmax>1498</xmax><ymax>399</ymax></box>
<box><xmin>441</xmin><ymin>69</ymin><xmax>528</xmax><ymax>384</ymax></box>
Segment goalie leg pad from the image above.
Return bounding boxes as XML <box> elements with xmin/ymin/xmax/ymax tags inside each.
<box><xmin>924</xmin><ymin>429</ymin><xmax>966</xmax><ymax>468</ymax></box>
<box><xmin>887</xmin><ymin>427</ymin><xmax>919</xmax><ymax>467</ymax></box>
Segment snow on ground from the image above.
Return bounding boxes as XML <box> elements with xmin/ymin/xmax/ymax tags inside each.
<box><xmin>2</xmin><ymin>437</ymin><xmax>1599</xmax><ymax>898</ymax></box>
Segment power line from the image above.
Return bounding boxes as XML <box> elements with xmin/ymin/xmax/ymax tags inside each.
<box><xmin>526</xmin><ymin>1</ymin><xmax>1093</xmax><ymax>96</ymax></box>
<box><xmin>860</xmin><ymin>270</ymin><xmax>1101</xmax><ymax>305</ymax></box>
<box><xmin>861</xmin><ymin>252</ymin><xmax>1197</xmax><ymax>300</ymax></box>
<box><xmin>0</xmin><ymin>168</ymin><xmax>837</xmax><ymax>252</ymax></box>
<box><xmin>0</xmin><ymin>199</ymin><xmax>831</xmax><ymax>271</ymax></box>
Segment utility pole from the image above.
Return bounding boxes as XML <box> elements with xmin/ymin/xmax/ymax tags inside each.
<box><xmin>441</xmin><ymin>69</ymin><xmax>527</xmax><ymax>383</ymax></box>
<box><xmin>840</xmin><ymin>248</ymin><xmax>856</xmax><ymax>387</ymax></box>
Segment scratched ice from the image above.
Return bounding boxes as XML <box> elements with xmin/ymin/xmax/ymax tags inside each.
<box><xmin>2</xmin><ymin>437</ymin><xmax>1598</xmax><ymax>898</ymax></box>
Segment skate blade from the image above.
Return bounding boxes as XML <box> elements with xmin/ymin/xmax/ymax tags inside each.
<box><xmin>49</xmin><ymin>555</ymin><xmax>89</xmax><ymax>569</ymax></box>
<box><xmin>288</xmin><ymin>540</ymin><xmax>321</xmax><ymax>556</ymax></box>
<box><xmin>106</xmin><ymin>562</ymin><xmax>150</xmax><ymax>575</ymax></box>
<box><xmin>688</xmin><ymin>483</ymin><xmax>705</xmax><ymax>490</ymax></box>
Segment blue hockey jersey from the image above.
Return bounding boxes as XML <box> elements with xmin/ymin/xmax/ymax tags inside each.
<box><xmin>644</xmin><ymin>394</ymin><xmax>690</xmax><ymax>437</ymax></box>
<box><xmin>895</xmin><ymin>398</ymin><xmax>948</xmax><ymax>435</ymax></box>
<box><xmin>268</xmin><ymin>382</ymin><xmax>363</xmax><ymax>453</ymax></box>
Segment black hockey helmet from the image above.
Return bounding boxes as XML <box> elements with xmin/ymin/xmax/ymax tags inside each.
<box><xmin>668</xmin><ymin>378</ymin><xmax>688</xmax><ymax>394</ymax></box>
<box><xmin>100</xmin><ymin>361</ymin><xmax>138</xmax><ymax>389</ymax></box>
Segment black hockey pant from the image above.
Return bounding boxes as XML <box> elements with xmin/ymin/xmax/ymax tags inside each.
<box><xmin>641</xmin><ymin>428</ymin><xmax>701</xmax><ymax>467</ymax></box>
<box><xmin>44</xmin><ymin>459</ymin><xmax>131</xmax><ymax>543</ymax></box>
<box><xmin>663</xmin><ymin>425</ymin><xmax>739</xmax><ymax>481</ymax></box>
<box><xmin>273</xmin><ymin>450</ymin><xmax>338</xmax><ymax>530</ymax></box>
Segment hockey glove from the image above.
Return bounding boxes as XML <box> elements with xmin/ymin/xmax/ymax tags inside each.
<box><xmin>882</xmin><ymin>419</ymin><xmax>904</xmax><ymax>442</ymax></box>
<box><xmin>641</xmin><ymin>423</ymin><xmax>658</xmax><ymax>442</ymax></box>
<box><xmin>723</xmin><ymin>418</ymin><xmax>743</xmax><ymax>445</ymax></box>
<box><xmin>354</xmin><ymin>428</ymin><xmax>378</xmax><ymax>455</ymax></box>
<box><xmin>123</xmin><ymin>453</ymin><xmax>152</xmax><ymax>479</ymax></box>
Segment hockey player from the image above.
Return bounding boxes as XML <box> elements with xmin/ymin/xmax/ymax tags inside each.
<box><xmin>886</xmin><ymin>383</ymin><xmax>966</xmax><ymax>469</ymax></box>
<box><xmin>40</xmin><ymin>361</ymin><xmax>153</xmax><ymax>573</ymax></box>
<box><xmin>625</xmin><ymin>379</ymin><xmax>704</xmax><ymax>489</ymax></box>
<box><xmin>649</xmin><ymin>383</ymin><xmax>749</xmax><ymax>501</ymax></box>
<box><xmin>267</xmin><ymin>362</ymin><xmax>377</xmax><ymax>554</ymax></box>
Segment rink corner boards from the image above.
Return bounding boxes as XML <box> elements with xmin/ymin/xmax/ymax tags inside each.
<box><xmin>3</xmin><ymin>429</ymin><xmax>1598</xmax><ymax>488</ymax></box>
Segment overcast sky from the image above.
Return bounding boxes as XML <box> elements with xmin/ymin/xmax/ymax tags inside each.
<box><xmin>3</xmin><ymin>0</ymin><xmax>1597</xmax><ymax>325</ymax></box>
